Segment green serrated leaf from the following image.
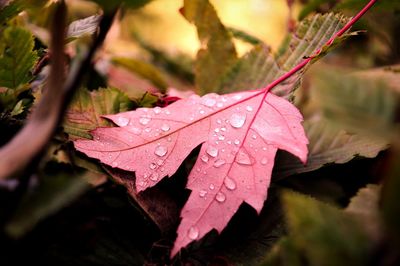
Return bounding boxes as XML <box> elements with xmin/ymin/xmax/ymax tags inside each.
<box><xmin>137</xmin><ymin>91</ymin><xmax>158</xmax><ymax>107</ymax></box>
<box><xmin>0</xmin><ymin>0</ymin><xmax>24</xmax><ymax>25</ymax></box>
<box><xmin>5</xmin><ymin>163</ymin><xmax>93</xmax><ymax>238</ymax></box>
<box><xmin>0</xmin><ymin>26</ymin><xmax>38</xmax><ymax>90</ymax></box>
<box><xmin>277</xmin><ymin>13</ymin><xmax>349</xmax><ymax>71</ymax></box>
<box><xmin>182</xmin><ymin>0</ymin><xmax>237</xmax><ymax>94</ymax></box>
<box><xmin>274</xmin><ymin>117</ymin><xmax>388</xmax><ymax>179</ymax></box>
<box><xmin>112</xmin><ymin>57</ymin><xmax>168</xmax><ymax>93</ymax></box>
<box><xmin>228</xmin><ymin>27</ymin><xmax>263</xmax><ymax>45</ymax></box>
<box><xmin>64</xmin><ymin>87</ymin><xmax>134</xmax><ymax>139</ymax></box>
<box><xmin>313</xmin><ymin>67</ymin><xmax>400</xmax><ymax>141</ymax></box>
<box><xmin>280</xmin><ymin>191</ymin><xmax>372</xmax><ymax>266</ymax></box>
<box><xmin>220</xmin><ymin>13</ymin><xmax>349</xmax><ymax>99</ymax></box>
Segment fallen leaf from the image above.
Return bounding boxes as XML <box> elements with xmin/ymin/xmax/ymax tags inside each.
<box><xmin>74</xmin><ymin>89</ymin><xmax>308</xmax><ymax>256</ymax></box>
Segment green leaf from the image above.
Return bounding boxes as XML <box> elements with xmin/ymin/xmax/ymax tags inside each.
<box><xmin>276</xmin><ymin>13</ymin><xmax>348</xmax><ymax>71</ymax></box>
<box><xmin>64</xmin><ymin>87</ymin><xmax>134</xmax><ymax>139</ymax></box>
<box><xmin>182</xmin><ymin>0</ymin><xmax>237</xmax><ymax>94</ymax></box>
<box><xmin>279</xmin><ymin>191</ymin><xmax>371</xmax><ymax>266</ymax></box>
<box><xmin>66</xmin><ymin>15</ymin><xmax>101</xmax><ymax>42</ymax></box>
<box><xmin>228</xmin><ymin>26</ymin><xmax>263</xmax><ymax>45</ymax></box>
<box><xmin>112</xmin><ymin>57</ymin><xmax>168</xmax><ymax>93</ymax></box>
<box><xmin>0</xmin><ymin>0</ymin><xmax>24</xmax><ymax>25</ymax></box>
<box><xmin>220</xmin><ymin>13</ymin><xmax>349</xmax><ymax>99</ymax></box>
<box><xmin>0</xmin><ymin>26</ymin><xmax>38</xmax><ymax>89</ymax></box>
<box><xmin>137</xmin><ymin>91</ymin><xmax>159</xmax><ymax>107</ymax></box>
<box><xmin>274</xmin><ymin>117</ymin><xmax>388</xmax><ymax>179</ymax></box>
<box><xmin>312</xmin><ymin>67</ymin><xmax>400</xmax><ymax>140</ymax></box>
<box><xmin>5</xmin><ymin>163</ymin><xmax>93</xmax><ymax>238</ymax></box>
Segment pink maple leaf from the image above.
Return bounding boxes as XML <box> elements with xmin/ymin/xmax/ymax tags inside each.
<box><xmin>74</xmin><ymin>0</ymin><xmax>377</xmax><ymax>257</ymax></box>
<box><xmin>74</xmin><ymin>89</ymin><xmax>308</xmax><ymax>256</ymax></box>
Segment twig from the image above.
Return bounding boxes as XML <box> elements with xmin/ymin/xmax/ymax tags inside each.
<box><xmin>0</xmin><ymin>3</ymin><xmax>118</xmax><ymax>180</ymax></box>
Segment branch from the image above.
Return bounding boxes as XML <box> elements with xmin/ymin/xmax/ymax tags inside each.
<box><xmin>0</xmin><ymin>3</ymin><xmax>118</xmax><ymax>180</ymax></box>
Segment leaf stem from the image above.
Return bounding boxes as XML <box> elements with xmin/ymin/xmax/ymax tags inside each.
<box><xmin>262</xmin><ymin>0</ymin><xmax>377</xmax><ymax>94</ymax></box>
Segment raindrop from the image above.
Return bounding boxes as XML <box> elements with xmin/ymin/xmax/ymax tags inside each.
<box><xmin>215</xmin><ymin>192</ymin><xmax>226</xmax><ymax>203</ymax></box>
<box><xmin>165</xmin><ymin>110</ymin><xmax>171</xmax><ymax>115</ymax></box>
<box><xmin>202</xmin><ymin>98</ymin><xmax>216</xmax><ymax>107</ymax></box>
<box><xmin>117</xmin><ymin>117</ymin><xmax>129</xmax><ymax>126</ymax></box>
<box><xmin>150</xmin><ymin>173</ymin><xmax>159</xmax><ymax>181</ymax></box>
<box><xmin>214</xmin><ymin>128</ymin><xmax>220</xmax><ymax>133</ymax></box>
<box><xmin>230</xmin><ymin>113</ymin><xmax>246</xmax><ymax>128</ymax></box>
<box><xmin>213</xmin><ymin>159</ymin><xmax>226</xmax><ymax>168</ymax></box>
<box><xmin>153</xmin><ymin>107</ymin><xmax>162</xmax><ymax>114</ymax></box>
<box><xmin>262</xmin><ymin>147</ymin><xmax>267</xmax><ymax>151</ymax></box>
<box><xmin>155</xmin><ymin>146</ymin><xmax>168</xmax><ymax>157</ymax></box>
<box><xmin>144</xmin><ymin>127</ymin><xmax>151</xmax><ymax>133</ymax></box>
<box><xmin>157</xmin><ymin>159</ymin><xmax>163</xmax><ymax>166</ymax></box>
<box><xmin>161</xmin><ymin>124</ymin><xmax>170</xmax><ymax>132</ymax></box>
<box><xmin>149</xmin><ymin>163</ymin><xmax>157</xmax><ymax>169</ymax></box>
<box><xmin>199</xmin><ymin>109</ymin><xmax>205</xmax><ymax>114</ymax></box>
<box><xmin>130</xmin><ymin>127</ymin><xmax>142</xmax><ymax>135</ymax></box>
<box><xmin>227</xmin><ymin>140</ymin><xmax>232</xmax><ymax>145</ymax></box>
<box><xmin>112</xmin><ymin>161</ymin><xmax>118</xmax><ymax>167</ymax></box>
<box><xmin>221</xmin><ymin>127</ymin><xmax>226</xmax><ymax>132</ymax></box>
<box><xmin>246</xmin><ymin>106</ymin><xmax>253</xmax><ymax>112</ymax></box>
<box><xmin>234</xmin><ymin>139</ymin><xmax>240</xmax><ymax>145</ymax></box>
<box><xmin>139</xmin><ymin>116</ymin><xmax>151</xmax><ymax>125</ymax></box>
<box><xmin>199</xmin><ymin>190</ymin><xmax>207</xmax><ymax>198</ymax></box>
<box><xmin>217</xmin><ymin>119</ymin><xmax>222</xmax><ymax>124</ymax></box>
<box><xmin>261</xmin><ymin>157</ymin><xmax>268</xmax><ymax>165</ymax></box>
<box><xmin>217</xmin><ymin>102</ymin><xmax>223</xmax><ymax>108</ymax></box>
<box><xmin>235</xmin><ymin>151</ymin><xmax>253</xmax><ymax>165</ymax></box>
<box><xmin>201</xmin><ymin>155</ymin><xmax>209</xmax><ymax>163</ymax></box>
<box><xmin>218</xmin><ymin>135</ymin><xmax>225</xmax><ymax>141</ymax></box>
<box><xmin>188</xmin><ymin>226</ymin><xmax>199</xmax><ymax>240</ymax></box>
<box><xmin>233</xmin><ymin>95</ymin><xmax>242</xmax><ymax>100</ymax></box>
<box><xmin>209</xmin><ymin>184</ymin><xmax>215</xmax><ymax>190</ymax></box>
<box><xmin>167</xmin><ymin>137</ymin><xmax>172</xmax><ymax>142</ymax></box>
<box><xmin>206</xmin><ymin>146</ymin><xmax>218</xmax><ymax>157</ymax></box>
<box><xmin>252</xmin><ymin>134</ymin><xmax>257</xmax><ymax>139</ymax></box>
<box><xmin>224</xmin><ymin>176</ymin><xmax>236</xmax><ymax>190</ymax></box>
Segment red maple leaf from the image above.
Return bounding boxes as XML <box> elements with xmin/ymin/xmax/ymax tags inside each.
<box><xmin>74</xmin><ymin>89</ymin><xmax>308</xmax><ymax>255</ymax></box>
<box><xmin>74</xmin><ymin>0</ymin><xmax>377</xmax><ymax>257</ymax></box>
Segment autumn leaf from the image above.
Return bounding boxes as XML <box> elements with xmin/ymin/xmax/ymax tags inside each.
<box><xmin>74</xmin><ymin>89</ymin><xmax>308</xmax><ymax>256</ymax></box>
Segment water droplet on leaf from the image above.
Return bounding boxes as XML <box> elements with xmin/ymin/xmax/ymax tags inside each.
<box><xmin>213</xmin><ymin>159</ymin><xmax>225</xmax><ymax>168</ymax></box>
<box><xmin>206</xmin><ymin>146</ymin><xmax>218</xmax><ymax>157</ymax></box>
<box><xmin>201</xmin><ymin>155</ymin><xmax>209</xmax><ymax>163</ymax></box>
<box><xmin>230</xmin><ymin>113</ymin><xmax>246</xmax><ymax>128</ymax></box>
<box><xmin>155</xmin><ymin>146</ymin><xmax>168</xmax><ymax>157</ymax></box>
<box><xmin>215</xmin><ymin>192</ymin><xmax>226</xmax><ymax>203</ymax></box>
<box><xmin>150</xmin><ymin>173</ymin><xmax>159</xmax><ymax>181</ymax></box>
<box><xmin>117</xmin><ymin>117</ymin><xmax>129</xmax><ymax>126</ymax></box>
<box><xmin>139</xmin><ymin>116</ymin><xmax>151</xmax><ymax>125</ymax></box>
<box><xmin>188</xmin><ymin>226</ymin><xmax>199</xmax><ymax>240</ymax></box>
<box><xmin>236</xmin><ymin>151</ymin><xmax>253</xmax><ymax>165</ymax></box>
<box><xmin>161</xmin><ymin>124</ymin><xmax>170</xmax><ymax>132</ymax></box>
<box><xmin>224</xmin><ymin>176</ymin><xmax>236</xmax><ymax>190</ymax></box>
<box><xmin>199</xmin><ymin>190</ymin><xmax>207</xmax><ymax>198</ymax></box>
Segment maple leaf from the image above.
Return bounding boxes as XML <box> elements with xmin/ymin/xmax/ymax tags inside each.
<box><xmin>74</xmin><ymin>89</ymin><xmax>308</xmax><ymax>256</ymax></box>
<box><xmin>74</xmin><ymin>0</ymin><xmax>378</xmax><ymax>257</ymax></box>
